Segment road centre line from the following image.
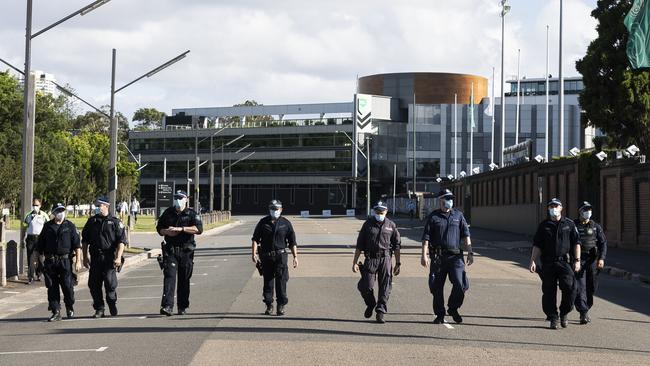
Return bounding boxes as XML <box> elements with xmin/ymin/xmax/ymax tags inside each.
<box><xmin>444</xmin><ymin>323</ymin><xmax>454</xmax><ymax>329</ymax></box>
<box><xmin>0</xmin><ymin>346</ymin><xmax>108</xmax><ymax>355</ymax></box>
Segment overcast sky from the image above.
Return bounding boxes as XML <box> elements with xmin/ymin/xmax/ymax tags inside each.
<box><xmin>0</xmin><ymin>0</ymin><xmax>598</xmax><ymax>122</ymax></box>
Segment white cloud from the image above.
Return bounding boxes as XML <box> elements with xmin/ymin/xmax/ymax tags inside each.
<box><xmin>0</xmin><ymin>0</ymin><xmax>598</xmax><ymax>122</ymax></box>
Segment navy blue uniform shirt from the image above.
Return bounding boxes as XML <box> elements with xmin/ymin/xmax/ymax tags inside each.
<box><xmin>252</xmin><ymin>216</ymin><xmax>297</xmax><ymax>252</ymax></box>
<box><xmin>421</xmin><ymin>209</ymin><xmax>470</xmax><ymax>251</ymax></box>
<box><xmin>573</xmin><ymin>219</ymin><xmax>607</xmax><ymax>260</ymax></box>
<box><xmin>82</xmin><ymin>214</ymin><xmax>128</xmax><ymax>253</ymax></box>
<box><xmin>356</xmin><ymin>217</ymin><xmax>401</xmax><ymax>253</ymax></box>
<box><xmin>533</xmin><ymin>216</ymin><xmax>580</xmax><ymax>261</ymax></box>
<box><xmin>36</xmin><ymin>220</ymin><xmax>81</xmax><ymax>256</ymax></box>
<box><xmin>156</xmin><ymin>206</ymin><xmax>203</xmax><ymax>247</ymax></box>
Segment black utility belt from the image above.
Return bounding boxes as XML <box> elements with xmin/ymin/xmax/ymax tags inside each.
<box><xmin>542</xmin><ymin>256</ymin><xmax>569</xmax><ymax>263</ymax></box>
<box><xmin>365</xmin><ymin>251</ymin><xmax>390</xmax><ymax>259</ymax></box>
<box><xmin>45</xmin><ymin>254</ymin><xmax>69</xmax><ymax>260</ymax></box>
<box><xmin>259</xmin><ymin>249</ymin><xmax>287</xmax><ymax>257</ymax></box>
<box><xmin>580</xmin><ymin>246</ymin><xmax>597</xmax><ymax>253</ymax></box>
<box><xmin>430</xmin><ymin>248</ymin><xmax>462</xmax><ymax>256</ymax></box>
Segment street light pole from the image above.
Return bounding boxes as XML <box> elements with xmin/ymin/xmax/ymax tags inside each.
<box><xmin>224</xmin><ymin>151</ymin><xmax>255</xmax><ymax>212</ymax></box>
<box><xmin>366</xmin><ymin>136</ymin><xmax>371</xmax><ymax>217</ymax></box>
<box><xmin>500</xmin><ymin>0</ymin><xmax>510</xmax><ymax>166</ymax></box>
<box><xmin>559</xmin><ymin>0</ymin><xmax>565</xmax><ymax>156</ymax></box>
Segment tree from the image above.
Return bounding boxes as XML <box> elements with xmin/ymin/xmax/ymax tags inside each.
<box><xmin>132</xmin><ymin>107</ymin><xmax>166</xmax><ymax>130</ymax></box>
<box><xmin>221</xmin><ymin>100</ymin><xmax>274</xmax><ymax>125</ymax></box>
<box><xmin>576</xmin><ymin>0</ymin><xmax>650</xmax><ymax>154</ymax></box>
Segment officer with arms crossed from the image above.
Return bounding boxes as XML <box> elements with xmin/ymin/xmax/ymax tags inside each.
<box><xmin>35</xmin><ymin>203</ymin><xmax>82</xmax><ymax>321</ymax></box>
<box><xmin>352</xmin><ymin>201</ymin><xmax>401</xmax><ymax>324</ymax></box>
<box><xmin>530</xmin><ymin>198</ymin><xmax>581</xmax><ymax>329</ymax></box>
<box><xmin>22</xmin><ymin>198</ymin><xmax>50</xmax><ymax>283</ymax></box>
<box><xmin>251</xmin><ymin>200</ymin><xmax>298</xmax><ymax>316</ymax></box>
<box><xmin>82</xmin><ymin>196</ymin><xmax>127</xmax><ymax>318</ymax></box>
<box><xmin>157</xmin><ymin>191</ymin><xmax>203</xmax><ymax>316</ymax></box>
<box><xmin>573</xmin><ymin>201</ymin><xmax>607</xmax><ymax>324</ymax></box>
<box><xmin>421</xmin><ymin>189</ymin><xmax>474</xmax><ymax>324</ymax></box>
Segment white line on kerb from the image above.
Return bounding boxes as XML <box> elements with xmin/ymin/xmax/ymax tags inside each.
<box><xmin>0</xmin><ymin>346</ymin><xmax>108</xmax><ymax>355</ymax></box>
<box><xmin>444</xmin><ymin>323</ymin><xmax>454</xmax><ymax>330</ymax></box>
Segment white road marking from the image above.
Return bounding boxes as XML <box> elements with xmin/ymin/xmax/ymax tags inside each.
<box><xmin>117</xmin><ymin>284</ymin><xmax>194</xmax><ymax>288</ymax></box>
<box><xmin>3</xmin><ymin>291</ymin><xmax>21</xmax><ymax>294</ymax></box>
<box><xmin>0</xmin><ymin>346</ymin><xmax>108</xmax><ymax>355</ymax></box>
<box><xmin>126</xmin><ymin>273</ymin><xmax>208</xmax><ymax>279</ymax></box>
<box><xmin>63</xmin><ymin>316</ymin><xmax>147</xmax><ymax>322</ymax></box>
<box><xmin>444</xmin><ymin>323</ymin><xmax>454</xmax><ymax>329</ymax></box>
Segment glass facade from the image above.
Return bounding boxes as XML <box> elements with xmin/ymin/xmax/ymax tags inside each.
<box><xmin>508</xmin><ymin>78</ymin><xmax>583</xmax><ymax>96</ymax></box>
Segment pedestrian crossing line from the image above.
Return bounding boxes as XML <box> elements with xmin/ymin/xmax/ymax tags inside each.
<box><xmin>62</xmin><ymin>316</ymin><xmax>147</xmax><ymax>322</ymax></box>
<box><xmin>118</xmin><ymin>283</ymin><xmax>195</xmax><ymax>289</ymax></box>
<box><xmin>0</xmin><ymin>346</ymin><xmax>108</xmax><ymax>355</ymax></box>
<box><xmin>126</xmin><ymin>273</ymin><xmax>208</xmax><ymax>279</ymax></box>
<box><xmin>76</xmin><ymin>297</ymin><xmax>159</xmax><ymax>302</ymax></box>
<box><xmin>443</xmin><ymin>323</ymin><xmax>454</xmax><ymax>329</ymax></box>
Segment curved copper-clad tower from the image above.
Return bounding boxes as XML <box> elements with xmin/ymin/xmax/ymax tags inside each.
<box><xmin>358</xmin><ymin>72</ymin><xmax>488</xmax><ymax>105</ymax></box>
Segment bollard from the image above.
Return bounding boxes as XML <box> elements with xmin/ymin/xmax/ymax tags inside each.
<box><xmin>0</xmin><ymin>220</ymin><xmax>5</xmax><ymax>287</ymax></box>
<box><xmin>6</xmin><ymin>240</ymin><xmax>18</xmax><ymax>281</ymax></box>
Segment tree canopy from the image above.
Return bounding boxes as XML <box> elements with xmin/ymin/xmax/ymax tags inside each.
<box><xmin>132</xmin><ymin>107</ymin><xmax>166</xmax><ymax>130</ymax></box>
<box><xmin>576</xmin><ymin>0</ymin><xmax>650</xmax><ymax>153</ymax></box>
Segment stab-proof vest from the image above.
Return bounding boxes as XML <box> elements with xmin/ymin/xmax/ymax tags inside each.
<box><xmin>577</xmin><ymin>221</ymin><xmax>597</xmax><ymax>251</ymax></box>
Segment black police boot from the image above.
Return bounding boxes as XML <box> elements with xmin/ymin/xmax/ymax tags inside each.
<box><xmin>448</xmin><ymin>309</ymin><xmax>463</xmax><ymax>324</ymax></box>
<box><xmin>177</xmin><ymin>308</ymin><xmax>187</xmax><ymax>315</ymax></box>
<box><xmin>375</xmin><ymin>312</ymin><xmax>385</xmax><ymax>324</ymax></box>
<box><xmin>560</xmin><ymin>315</ymin><xmax>569</xmax><ymax>328</ymax></box>
<box><xmin>276</xmin><ymin>304</ymin><xmax>285</xmax><ymax>316</ymax></box>
<box><xmin>160</xmin><ymin>307</ymin><xmax>173</xmax><ymax>317</ymax></box>
<box><xmin>580</xmin><ymin>312</ymin><xmax>591</xmax><ymax>324</ymax></box>
<box><xmin>93</xmin><ymin>309</ymin><xmax>105</xmax><ymax>319</ymax></box>
<box><xmin>433</xmin><ymin>315</ymin><xmax>445</xmax><ymax>324</ymax></box>
<box><xmin>364</xmin><ymin>305</ymin><xmax>374</xmax><ymax>319</ymax></box>
<box><xmin>48</xmin><ymin>311</ymin><xmax>62</xmax><ymax>322</ymax></box>
<box><xmin>264</xmin><ymin>304</ymin><xmax>274</xmax><ymax>316</ymax></box>
<box><xmin>550</xmin><ymin>318</ymin><xmax>560</xmax><ymax>329</ymax></box>
<box><xmin>66</xmin><ymin>306</ymin><xmax>74</xmax><ymax>319</ymax></box>
<box><xmin>108</xmin><ymin>303</ymin><xmax>118</xmax><ymax>317</ymax></box>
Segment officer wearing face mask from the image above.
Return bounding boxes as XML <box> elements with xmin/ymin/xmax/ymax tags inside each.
<box><xmin>421</xmin><ymin>189</ymin><xmax>473</xmax><ymax>324</ymax></box>
<box><xmin>251</xmin><ymin>200</ymin><xmax>298</xmax><ymax>316</ymax></box>
<box><xmin>529</xmin><ymin>198</ymin><xmax>581</xmax><ymax>329</ymax></box>
<box><xmin>81</xmin><ymin>196</ymin><xmax>127</xmax><ymax>318</ymax></box>
<box><xmin>157</xmin><ymin>191</ymin><xmax>203</xmax><ymax>316</ymax></box>
<box><xmin>35</xmin><ymin>203</ymin><xmax>82</xmax><ymax>321</ymax></box>
<box><xmin>22</xmin><ymin>198</ymin><xmax>50</xmax><ymax>283</ymax></box>
<box><xmin>352</xmin><ymin>201</ymin><xmax>401</xmax><ymax>323</ymax></box>
<box><xmin>573</xmin><ymin>201</ymin><xmax>607</xmax><ymax>324</ymax></box>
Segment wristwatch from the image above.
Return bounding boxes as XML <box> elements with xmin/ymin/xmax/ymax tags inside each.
<box><xmin>396</xmin><ymin>262</ymin><xmax>401</xmax><ymax>266</ymax></box>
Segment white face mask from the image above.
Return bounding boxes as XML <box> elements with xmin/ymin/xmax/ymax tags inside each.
<box><xmin>373</xmin><ymin>213</ymin><xmax>386</xmax><ymax>222</ymax></box>
<box><xmin>270</xmin><ymin>210</ymin><xmax>281</xmax><ymax>219</ymax></box>
<box><xmin>55</xmin><ymin>212</ymin><xmax>65</xmax><ymax>221</ymax></box>
<box><xmin>581</xmin><ymin>210</ymin><xmax>592</xmax><ymax>220</ymax></box>
<box><xmin>549</xmin><ymin>207</ymin><xmax>561</xmax><ymax>218</ymax></box>
<box><xmin>174</xmin><ymin>199</ymin><xmax>186</xmax><ymax>210</ymax></box>
<box><xmin>32</xmin><ymin>205</ymin><xmax>40</xmax><ymax>212</ymax></box>
<box><xmin>443</xmin><ymin>199</ymin><xmax>453</xmax><ymax>209</ymax></box>
<box><xmin>95</xmin><ymin>207</ymin><xmax>102</xmax><ymax>215</ymax></box>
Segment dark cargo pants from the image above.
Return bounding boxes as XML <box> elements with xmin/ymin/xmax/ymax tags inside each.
<box><xmin>43</xmin><ymin>257</ymin><xmax>75</xmax><ymax>312</ymax></box>
<box><xmin>541</xmin><ymin>260</ymin><xmax>575</xmax><ymax>320</ymax></box>
<box><xmin>428</xmin><ymin>254</ymin><xmax>467</xmax><ymax>316</ymax></box>
<box><xmin>358</xmin><ymin>256</ymin><xmax>392</xmax><ymax>314</ymax></box>
<box><xmin>574</xmin><ymin>256</ymin><xmax>599</xmax><ymax>313</ymax></box>
<box><xmin>88</xmin><ymin>254</ymin><xmax>118</xmax><ymax>311</ymax></box>
<box><xmin>161</xmin><ymin>249</ymin><xmax>194</xmax><ymax>310</ymax></box>
<box><xmin>261</xmin><ymin>253</ymin><xmax>289</xmax><ymax>306</ymax></box>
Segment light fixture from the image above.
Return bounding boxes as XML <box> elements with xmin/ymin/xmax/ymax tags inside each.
<box><xmin>616</xmin><ymin>151</ymin><xmax>624</xmax><ymax>159</ymax></box>
<box><xmin>489</xmin><ymin>163</ymin><xmax>499</xmax><ymax>170</ymax></box>
<box><xmin>569</xmin><ymin>147</ymin><xmax>580</xmax><ymax>157</ymax></box>
<box><xmin>435</xmin><ymin>177</ymin><xmax>442</xmax><ymax>183</ymax></box>
<box><xmin>534</xmin><ymin>155</ymin><xmax>544</xmax><ymax>163</ymax></box>
<box><xmin>447</xmin><ymin>174</ymin><xmax>454</xmax><ymax>180</ymax></box>
<box><xmin>472</xmin><ymin>167</ymin><xmax>480</xmax><ymax>174</ymax></box>
<box><xmin>459</xmin><ymin>171</ymin><xmax>466</xmax><ymax>178</ymax></box>
<box><xmin>595</xmin><ymin>151</ymin><xmax>607</xmax><ymax>161</ymax></box>
<box><xmin>626</xmin><ymin>144</ymin><xmax>640</xmax><ymax>156</ymax></box>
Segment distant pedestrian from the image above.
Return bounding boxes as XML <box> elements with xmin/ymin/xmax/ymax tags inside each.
<box><xmin>421</xmin><ymin>189</ymin><xmax>473</xmax><ymax>325</ymax></box>
<box><xmin>529</xmin><ymin>198</ymin><xmax>581</xmax><ymax>329</ymax></box>
<box><xmin>22</xmin><ymin>198</ymin><xmax>50</xmax><ymax>283</ymax></box>
<box><xmin>407</xmin><ymin>200</ymin><xmax>416</xmax><ymax>220</ymax></box>
<box><xmin>119</xmin><ymin>200</ymin><xmax>128</xmax><ymax>222</ymax></box>
<box><xmin>573</xmin><ymin>201</ymin><xmax>607</xmax><ymax>324</ymax></box>
<box><xmin>352</xmin><ymin>201</ymin><xmax>401</xmax><ymax>323</ymax></box>
<box><xmin>35</xmin><ymin>203</ymin><xmax>82</xmax><ymax>321</ymax></box>
<box><xmin>251</xmin><ymin>199</ymin><xmax>298</xmax><ymax>316</ymax></box>
<box><xmin>130</xmin><ymin>197</ymin><xmax>140</xmax><ymax>223</ymax></box>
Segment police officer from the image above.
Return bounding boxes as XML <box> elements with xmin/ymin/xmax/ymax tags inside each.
<box><xmin>251</xmin><ymin>200</ymin><xmax>298</xmax><ymax>316</ymax></box>
<box><xmin>573</xmin><ymin>201</ymin><xmax>607</xmax><ymax>324</ymax></box>
<box><xmin>529</xmin><ymin>198</ymin><xmax>581</xmax><ymax>329</ymax></box>
<box><xmin>157</xmin><ymin>191</ymin><xmax>203</xmax><ymax>316</ymax></box>
<box><xmin>352</xmin><ymin>201</ymin><xmax>401</xmax><ymax>324</ymax></box>
<box><xmin>421</xmin><ymin>189</ymin><xmax>473</xmax><ymax>324</ymax></box>
<box><xmin>35</xmin><ymin>203</ymin><xmax>82</xmax><ymax>321</ymax></box>
<box><xmin>82</xmin><ymin>196</ymin><xmax>127</xmax><ymax>318</ymax></box>
<box><xmin>22</xmin><ymin>198</ymin><xmax>50</xmax><ymax>283</ymax></box>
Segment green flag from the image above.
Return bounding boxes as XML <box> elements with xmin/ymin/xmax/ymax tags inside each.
<box><xmin>625</xmin><ymin>0</ymin><xmax>650</xmax><ymax>69</ymax></box>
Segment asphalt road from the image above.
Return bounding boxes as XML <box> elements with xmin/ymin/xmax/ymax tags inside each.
<box><xmin>1</xmin><ymin>216</ymin><xmax>649</xmax><ymax>365</ymax></box>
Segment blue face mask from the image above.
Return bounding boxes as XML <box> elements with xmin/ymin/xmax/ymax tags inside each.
<box><xmin>549</xmin><ymin>207</ymin><xmax>561</xmax><ymax>218</ymax></box>
<box><xmin>373</xmin><ymin>213</ymin><xmax>386</xmax><ymax>222</ymax></box>
<box><xmin>94</xmin><ymin>207</ymin><xmax>102</xmax><ymax>215</ymax></box>
<box><xmin>270</xmin><ymin>210</ymin><xmax>281</xmax><ymax>219</ymax></box>
<box><xmin>443</xmin><ymin>199</ymin><xmax>453</xmax><ymax>209</ymax></box>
